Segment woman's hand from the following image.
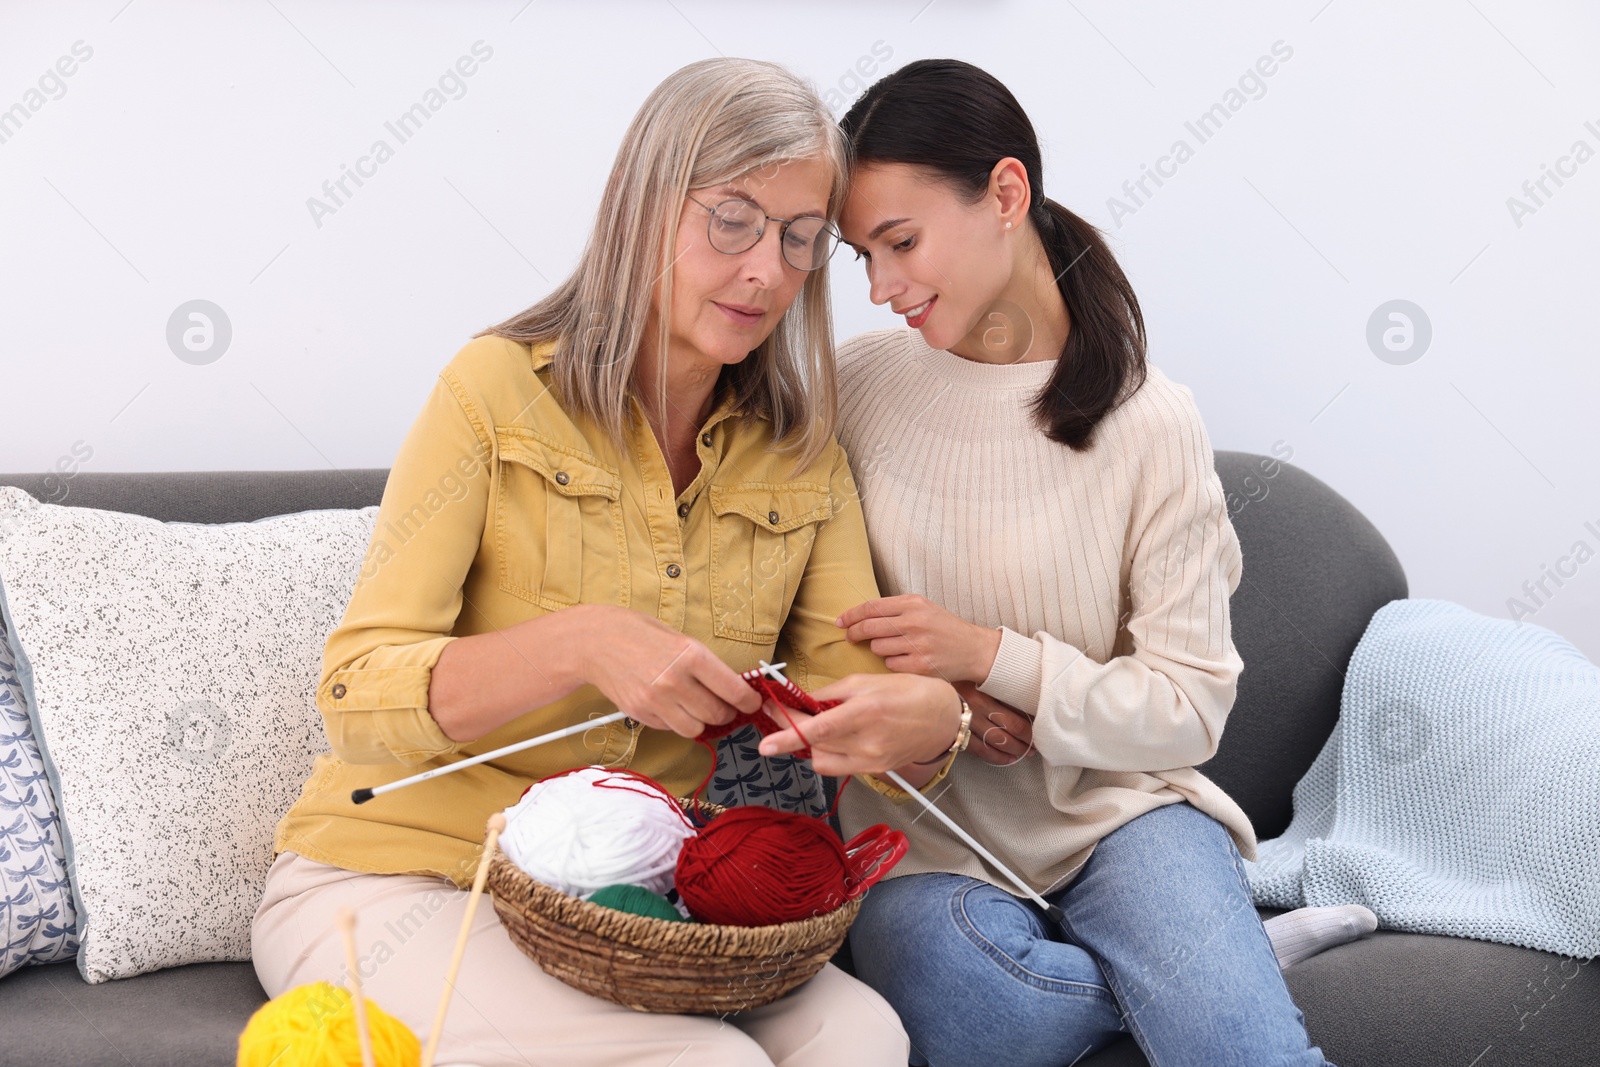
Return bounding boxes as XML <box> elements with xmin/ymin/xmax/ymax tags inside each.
<box><xmin>574</xmin><ymin>604</ymin><xmax>761</xmax><ymax>738</ymax></box>
<box><xmin>837</xmin><ymin>594</ymin><xmax>1002</xmax><ymax>685</ymax></box>
<box><xmin>754</xmin><ymin>672</ymin><xmax>962</xmax><ymax>776</ymax></box>
<box><xmin>957</xmin><ymin>681</ymin><xmax>1035</xmax><ymax>766</ymax></box>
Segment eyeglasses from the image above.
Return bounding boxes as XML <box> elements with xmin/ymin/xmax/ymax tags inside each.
<box><xmin>687</xmin><ymin>194</ymin><xmax>841</xmax><ymax>272</ymax></box>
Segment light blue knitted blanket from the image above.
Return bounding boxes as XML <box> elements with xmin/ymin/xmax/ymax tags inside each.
<box><xmin>1243</xmin><ymin>598</ymin><xmax>1600</xmax><ymax>959</ymax></box>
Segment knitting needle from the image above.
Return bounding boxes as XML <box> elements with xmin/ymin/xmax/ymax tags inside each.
<box><xmin>421</xmin><ymin>813</ymin><xmax>506</xmax><ymax>1067</ymax></box>
<box><xmin>744</xmin><ymin>660</ymin><xmax>789</xmax><ymax>686</ymax></box>
<box><xmin>755</xmin><ymin>662</ymin><xmax>1065</xmax><ymax>926</ymax></box>
<box><xmin>355</xmin><ymin>661</ymin><xmax>787</xmax><ymax>804</ymax></box>
<box><xmin>352</xmin><ymin>712</ymin><xmax>629</xmax><ymax>804</ymax></box>
<box><xmin>881</xmin><ymin>769</ymin><xmax>1063</xmax><ymax>923</ymax></box>
<box><xmin>336</xmin><ymin>907</ymin><xmax>377</xmax><ymax>1067</ymax></box>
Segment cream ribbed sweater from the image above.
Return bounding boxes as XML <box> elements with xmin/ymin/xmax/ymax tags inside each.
<box><xmin>835</xmin><ymin>327</ymin><xmax>1259</xmax><ymax>896</ymax></box>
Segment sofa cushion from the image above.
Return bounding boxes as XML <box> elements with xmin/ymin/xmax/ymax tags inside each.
<box><xmin>1080</xmin><ymin>911</ymin><xmax>1600</xmax><ymax>1066</ymax></box>
<box><xmin>0</xmin><ymin>959</ymin><xmax>266</xmax><ymax>1067</ymax></box>
<box><xmin>0</xmin><ymin>488</ymin><xmax>376</xmax><ymax>982</ymax></box>
<box><xmin>1200</xmin><ymin>451</ymin><xmax>1407</xmax><ymax>843</ymax></box>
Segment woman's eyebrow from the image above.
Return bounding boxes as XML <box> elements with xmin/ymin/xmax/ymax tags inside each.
<box><xmin>867</xmin><ymin>217</ymin><xmax>912</xmax><ymax>240</ymax></box>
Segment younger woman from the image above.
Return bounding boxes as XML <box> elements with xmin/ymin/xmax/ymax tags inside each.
<box><xmin>758</xmin><ymin>59</ymin><xmax>1368</xmax><ymax>1067</ymax></box>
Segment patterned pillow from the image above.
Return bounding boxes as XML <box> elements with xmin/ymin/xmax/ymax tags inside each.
<box><xmin>0</xmin><ymin>487</ymin><xmax>375</xmax><ymax>983</ymax></box>
<box><xmin>0</xmin><ymin>607</ymin><xmax>77</xmax><ymax>977</ymax></box>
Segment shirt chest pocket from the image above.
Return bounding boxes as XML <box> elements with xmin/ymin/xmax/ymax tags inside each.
<box><xmin>494</xmin><ymin>428</ymin><xmax>628</xmax><ymax>611</ymax></box>
<box><xmin>709</xmin><ymin>482</ymin><xmax>833</xmax><ymax>643</ymax></box>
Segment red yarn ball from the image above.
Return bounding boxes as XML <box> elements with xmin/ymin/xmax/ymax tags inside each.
<box><xmin>675</xmin><ymin>806</ymin><xmax>852</xmax><ymax>926</ymax></box>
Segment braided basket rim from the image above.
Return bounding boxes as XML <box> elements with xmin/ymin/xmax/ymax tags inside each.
<box><xmin>487</xmin><ymin>798</ymin><xmax>864</xmax><ymax>953</ymax></box>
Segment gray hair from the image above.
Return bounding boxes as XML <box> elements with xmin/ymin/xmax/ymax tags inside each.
<box><xmin>477</xmin><ymin>58</ymin><xmax>848</xmax><ymax>471</ymax></box>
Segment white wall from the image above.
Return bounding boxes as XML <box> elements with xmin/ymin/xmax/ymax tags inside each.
<box><xmin>2</xmin><ymin>0</ymin><xmax>1596</xmax><ymax>658</ymax></box>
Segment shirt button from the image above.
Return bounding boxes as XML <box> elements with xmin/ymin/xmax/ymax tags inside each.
<box><xmin>700</xmin><ymin>433</ymin><xmax>713</xmax><ymax>447</ymax></box>
<box><xmin>331</xmin><ymin>684</ymin><xmax>347</xmax><ymax>699</ymax></box>
<box><xmin>665</xmin><ymin>563</ymin><xmax>682</xmax><ymax>578</ymax></box>
<box><xmin>768</xmin><ymin>511</ymin><xmax>779</xmax><ymax>524</ymax></box>
<box><xmin>677</xmin><ymin>501</ymin><xmax>690</xmax><ymax>518</ymax></box>
<box><xmin>554</xmin><ymin>471</ymin><xmax>570</xmax><ymax>486</ymax></box>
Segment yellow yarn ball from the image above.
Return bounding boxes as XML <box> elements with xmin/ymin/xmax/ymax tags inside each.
<box><xmin>237</xmin><ymin>981</ymin><xmax>420</xmax><ymax>1067</ymax></box>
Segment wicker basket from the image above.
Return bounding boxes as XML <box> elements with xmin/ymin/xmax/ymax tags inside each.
<box><xmin>487</xmin><ymin>799</ymin><xmax>903</xmax><ymax>1014</ymax></box>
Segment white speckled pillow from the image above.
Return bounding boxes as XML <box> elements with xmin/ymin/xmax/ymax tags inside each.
<box><xmin>0</xmin><ymin>486</ymin><xmax>375</xmax><ymax>984</ymax></box>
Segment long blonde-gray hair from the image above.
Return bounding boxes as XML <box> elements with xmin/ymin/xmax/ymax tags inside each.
<box><xmin>476</xmin><ymin>58</ymin><xmax>848</xmax><ymax>471</ymax></box>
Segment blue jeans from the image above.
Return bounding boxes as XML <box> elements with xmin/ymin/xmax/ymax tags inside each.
<box><xmin>848</xmin><ymin>801</ymin><xmax>1334</xmax><ymax>1067</ymax></box>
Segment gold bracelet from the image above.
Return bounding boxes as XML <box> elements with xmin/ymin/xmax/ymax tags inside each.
<box><xmin>914</xmin><ymin>697</ymin><xmax>972</xmax><ymax>764</ymax></box>
<box><xmin>951</xmin><ymin>697</ymin><xmax>973</xmax><ymax>755</ymax></box>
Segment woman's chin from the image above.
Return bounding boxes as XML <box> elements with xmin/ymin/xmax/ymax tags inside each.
<box><xmin>918</xmin><ymin>310</ymin><xmax>979</xmax><ymax>354</ymax></box>
<box><xmin>699</xmin><ymin>335</ymin><xmax>765</xmax><ymax>366</ymax></box>
<box><xmin>916</xmin><ymin>324</ymin><xmax>952</xmax><ymax>351</ymax></box>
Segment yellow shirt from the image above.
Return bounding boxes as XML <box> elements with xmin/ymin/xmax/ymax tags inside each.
<box><xmin>273</xmin><ymin>335</ymin><xmax>933</xmax><ymax>888</ymax></box>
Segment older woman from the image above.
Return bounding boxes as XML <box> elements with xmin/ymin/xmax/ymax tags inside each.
<box><xmin>252</xmin><ymin>58</ymin><xmax>959</xmax><ymax>1067</ymax></box>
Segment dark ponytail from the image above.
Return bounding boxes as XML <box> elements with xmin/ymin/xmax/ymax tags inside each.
<box><xmin>841</xmin><ymin>59</ymin><xmax>1146</xmax><ymax>451</ymax></box>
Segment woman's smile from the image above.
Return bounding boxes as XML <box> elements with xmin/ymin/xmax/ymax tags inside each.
<box><xmin>897</xmin><ymin>296</ymin><xmax>936</xmax><ymax>328</ymax></box>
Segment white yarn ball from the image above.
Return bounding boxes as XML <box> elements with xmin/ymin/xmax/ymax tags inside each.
<box><xmin>499</xmin><ymin>766</ymin><xmax>696</xmax><ymax>899</ymax></box>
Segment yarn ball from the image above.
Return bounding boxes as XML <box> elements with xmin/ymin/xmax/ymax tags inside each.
<box><xmin>237</xmin><ymin>980</ymin><xmax>419</xmax><ymax>1066</ymax></box>
<box><xmin>500</xmin><ymin>766</ymin><xmax>696</xmax><ymax>899</ymax></box>
<box><xmin>675</xmin><ymin>806</ymin><xmax>852</xmax><ymax>927</ymax></box>
<box><xmin>588</xmin><ymin>883</ymin><xmax>686</xmax><ymax>923</ymax></box>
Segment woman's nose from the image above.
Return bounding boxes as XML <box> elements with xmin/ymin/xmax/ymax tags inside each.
<box><xmin>867</xmin><ymin>263</ymin><xmax>900</xmax><ymax>307</ymax></box>
<box><xmin>741</xmin><ymin>224</ymin><xmax>789</xmax><ymax>286</ymax></box>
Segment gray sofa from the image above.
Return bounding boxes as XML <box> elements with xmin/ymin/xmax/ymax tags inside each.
<box><xmin>0</xmin><ymin>455</ymin><xmax>1593</xmax><ymax>1067</ymax></box>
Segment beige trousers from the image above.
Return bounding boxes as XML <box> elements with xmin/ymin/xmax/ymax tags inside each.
<box><xmin>250</xmin><ymin>851</ymin><xmax>910</xmax><ymax>1067</ymax></box>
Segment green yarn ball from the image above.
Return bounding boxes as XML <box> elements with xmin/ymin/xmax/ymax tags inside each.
<box><xmin>587</xmin><ymin>883</ymin><xmax>685</xmax><ymax>922</ymax></box>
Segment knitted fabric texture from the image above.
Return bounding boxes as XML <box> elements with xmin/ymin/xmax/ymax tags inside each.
<box><xmin>1244</xmin><ymin>598</ymin><xmax>1600</xmax><ymax>959</ymax></box>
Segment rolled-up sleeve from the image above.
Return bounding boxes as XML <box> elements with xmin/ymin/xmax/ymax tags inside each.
<box><xmin>318</xmin><ymin>367</ymin><xmax>492</xmax><ymax>765</ymax></box>
<box><xmin>977</xmin><ymin>386</ymin><xmax>1244</xmax><ymax>773</ymax></box>
<box><xmin>776</xmin><ymin>441</ymin><xmax>954</xmax><ymax>802</ymax></box>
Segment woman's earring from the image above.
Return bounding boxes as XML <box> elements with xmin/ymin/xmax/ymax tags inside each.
<box><xmin>1004</xmin><ymin>221</ymin><xmax>1013</xmax><ymax>229</ymax></box>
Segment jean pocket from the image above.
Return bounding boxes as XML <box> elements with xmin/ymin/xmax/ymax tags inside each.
<box><xmin>708</xmin><ymin>481</ymin><xmax>832</xmax><ymax>643</ymax></box>
<box><xmin>493</xmin><ymin>427</ymin><xmax>627</xmax><ymax>610</ymax></box>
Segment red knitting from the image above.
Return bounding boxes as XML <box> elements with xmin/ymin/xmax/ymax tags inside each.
<box><xmin>694</xmin><ymin>667</ymin><xmax>839</xmax><ymax>755</ymax></box>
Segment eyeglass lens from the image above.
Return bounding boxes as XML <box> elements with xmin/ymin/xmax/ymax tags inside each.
<box><xmin>708</xmin><ymin>200</ymin><xmax>835</xmax><ymax>271</ymax></box>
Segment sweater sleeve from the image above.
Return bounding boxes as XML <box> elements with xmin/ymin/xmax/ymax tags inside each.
<box><xmin>316</xmin><ymin>366</ymin><xmax>492</xmax><ymax>765</ymax></box>
<box><xmin>976</xmin><ymin>384</ymin><xmax>1244</xmax><ymax>773</ymax></box>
